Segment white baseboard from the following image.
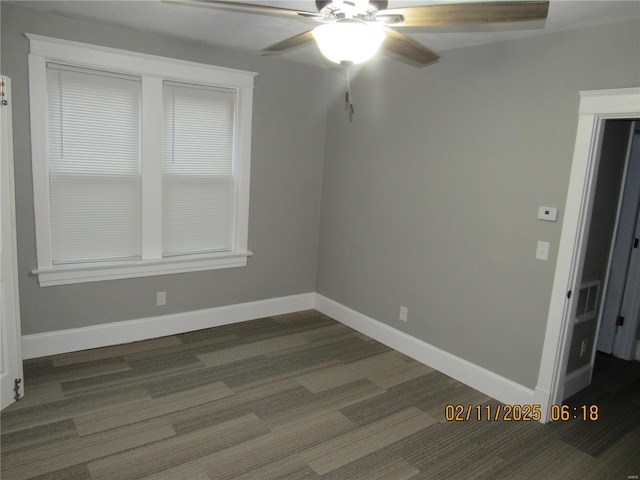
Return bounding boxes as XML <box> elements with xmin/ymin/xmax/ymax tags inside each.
<box><xmin>22</xmin><ymin>292</ymin><xmax>315</xmax><ymax>359</ymax></box>
<box><xmin>22</xmin><ymin>291</ymin><xmax>541</xmax><ymax>415</ymax></box>
<box><xmin>562</xmin><ymin>364</ymin><xmax>592</xmax><ymax>400</ymax></box>
<box><xmin>313</xmin><ymin>294</ymin><xmax>536</xmax><ymax>408</ymax></box>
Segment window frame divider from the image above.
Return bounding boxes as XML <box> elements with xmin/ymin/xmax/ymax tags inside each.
<box><xmin>141</xmin><ymin>76</ymin><xmax>163</xmax><ymax>260</ymax></box>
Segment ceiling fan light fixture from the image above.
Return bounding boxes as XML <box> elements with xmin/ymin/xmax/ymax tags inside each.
<box><xmin>312</xmin><ymin>20</ymin><xmax>386</xmax><ymax>65</ymax></box>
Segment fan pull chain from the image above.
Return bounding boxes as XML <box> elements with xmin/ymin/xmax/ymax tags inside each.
<box><xmin>343</xmin><ymin>61</ymin><xmax>354</xmax><ymax>122</ymax></box>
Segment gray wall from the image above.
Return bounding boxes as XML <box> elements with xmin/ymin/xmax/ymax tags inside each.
<box><xmin>566</xmin><ymin>121</ymin><xmax>632</xmax><ymax>374</ymax></box>
<box><xmin>316</xmin><ymin>20</ymin><xmax>640</xmax><ymax>389</ymax></box>
<box><xmin>1</xmin><ymin>3</ymin><xmax>328</xmax><ymax>335</ymax></box>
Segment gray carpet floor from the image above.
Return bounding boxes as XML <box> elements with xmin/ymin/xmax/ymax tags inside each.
<box><xmin>2</xmin><ymin>310</ymin><xmax>639</xmax><ymax>479</ymax></box>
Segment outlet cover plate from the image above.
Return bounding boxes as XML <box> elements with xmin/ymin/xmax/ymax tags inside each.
<box><xmin>157</xmin><ymin>291</ymin><xmax>166</xmax><ymax>306</ymax></box>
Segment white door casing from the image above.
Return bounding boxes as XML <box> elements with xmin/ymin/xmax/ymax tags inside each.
<box><xmin>1</xmin><ymin>75</ymin><xmax>24</xmax><ymax>410</ymax></box>
<box><xmin>534</xmin><ymin>88</ymin><xmax>640</xmax><ymax>422</ymax></box>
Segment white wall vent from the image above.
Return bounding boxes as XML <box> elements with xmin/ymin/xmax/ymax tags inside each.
<box><xmin>575</xmin><ymin>281</ymin><xmax>600</xmax><ymax>323</ymax></box>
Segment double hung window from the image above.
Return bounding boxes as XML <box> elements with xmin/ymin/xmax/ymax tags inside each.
<box><xmin>28</xmin><ymin>35</ymin><xmax>256</xmax><ymax>286</ymax></box>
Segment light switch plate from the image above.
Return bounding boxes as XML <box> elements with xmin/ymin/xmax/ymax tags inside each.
<box><xmin>538</xmin><ymin>206</ymin><xmax>558</xmax><ymax>222</ymax></box>
<box><xmin>536</xmin><ymin>241</ymin><xmax>550</xmax><ymax>261</ymax></box>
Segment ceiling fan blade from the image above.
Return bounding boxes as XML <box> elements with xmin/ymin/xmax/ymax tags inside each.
<box><xmin>262</xmin><ymin>30</ymin><xmax>315</xmax><ymax>53</ymax></box>
<box><xmin>381</xmin><ymin>28</ymin><xmax>440</xmax><ymax>67</ymax></box>
<box><xmin>379</xmin><ymin>1</ymin><xmax>549</xmax><ymax>28</ymax></box>
<box><xmin>165</xmin><ymin>0</ymin><xmax>320</xmax><ymax>19</ymax></box>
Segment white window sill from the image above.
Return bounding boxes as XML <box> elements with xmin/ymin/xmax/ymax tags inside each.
<box><xmin>32</xmin><ymin>251</ymin><xmax>253</xmax><ymax>287</ymax></box>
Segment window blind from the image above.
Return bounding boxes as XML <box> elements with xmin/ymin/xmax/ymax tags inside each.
<box><xmin>162</xmin><ymin>81</ymin><xmax>236</xmax><ymax>256</ymax></box>
<box><xmin>47</xmin><ymin>63</ymin><xmax>141</xmax><ymax>264</ymax></box>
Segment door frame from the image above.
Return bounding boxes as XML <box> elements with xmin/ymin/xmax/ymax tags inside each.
<box><xmin>1</xmin><ymin>75</ymin><xmax>24</xmax><ymax>410</ymax></box>
<box><xmin>534</xmin><ymin>88</ymin><xmax>640</xmax><ymax>423</ymax></box>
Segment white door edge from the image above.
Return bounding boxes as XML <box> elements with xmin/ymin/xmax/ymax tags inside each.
<box><xmin>1</xmin><ymin>75</ymin><xmax>24</xmax><ymax>410</ymax></box>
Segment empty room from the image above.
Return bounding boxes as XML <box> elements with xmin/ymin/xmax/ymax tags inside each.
<box><xmin>1</xmin><ymin>1</ymin><xmax>640</xmax><ymax>479</ymax></box>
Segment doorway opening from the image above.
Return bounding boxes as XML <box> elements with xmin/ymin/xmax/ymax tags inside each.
<box><xmin>563</xmin><ymin>119</ymin><xmax>640</xmax><ymax>400</ymax></box>
<box><xmin>596</xmin><ymin>121</ymin><xmax>640</xmax><ymax>361</ymax></box>
<box><xmin>535</xmin><ymin>88</ymin><xmax>640</xmax><ymax>423</ymax></box>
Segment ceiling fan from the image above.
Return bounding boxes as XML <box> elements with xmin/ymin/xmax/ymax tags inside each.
<box><xmin>169</xmin><ymin>0</ymin><xmax>550</xmax><ymax>67</ymax></box>
<box><xmin>170</xmin><ymin>0</ymin><xmax>549</xmax><ymax>120</ymax></box>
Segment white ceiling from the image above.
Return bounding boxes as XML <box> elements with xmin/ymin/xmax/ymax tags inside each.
<box><xmin>8</xmin><ymin>0</ymin><xmax>640</xmax><ymax>67</ymax></box>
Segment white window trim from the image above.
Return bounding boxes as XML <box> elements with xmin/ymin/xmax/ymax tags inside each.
<box><xmin>27</xmin><ymin>34</ymin><xmax>257</xmax><ymax>286</ymax></box>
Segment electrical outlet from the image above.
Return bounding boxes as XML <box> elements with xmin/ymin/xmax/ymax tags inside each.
<box><xmin>399</xmin><ymin>306</ymin><xmax>408</xmax><ymax>322</ymax></box>
<box><xmin>156</xmin><ymin>291</ymin><xmax>166</xmax><ymax>306</ymax></box>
